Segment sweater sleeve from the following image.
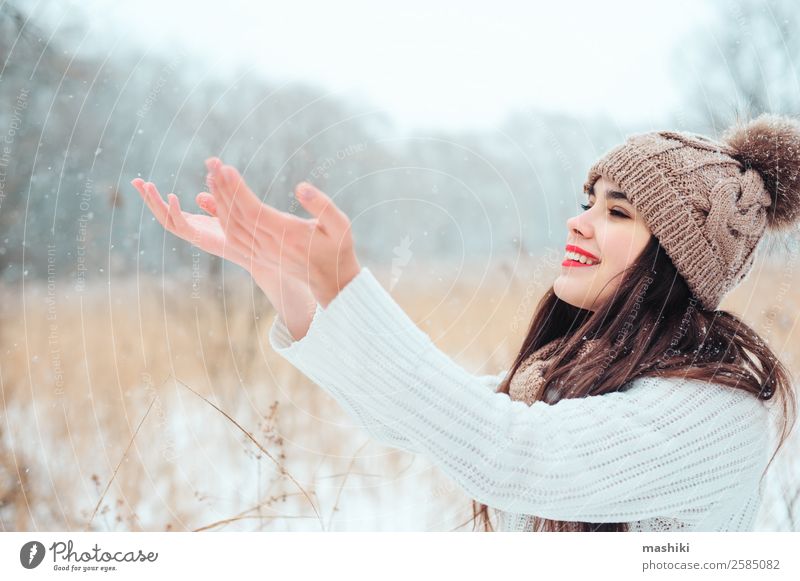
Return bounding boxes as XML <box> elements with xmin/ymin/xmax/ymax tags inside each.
<box><xmin>269</xmin><ymin>299</ymin><xmax>510</xmax><ymax>454</ymax></box>
<box><xmin>268</xmin><ymin>266</ymin><xmax>770</xmax><ymax>522</ymax></box>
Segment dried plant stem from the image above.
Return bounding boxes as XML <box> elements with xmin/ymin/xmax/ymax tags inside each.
<box><xmin>326</xmin><ymin>440</ymin><xmax>370</xmax><ymax>528</ymax></box>
<box><xmin>173</xmin><ymin>374</ymin><xmax>324</xmax><ymax>529</ymax></box>
<box><xmin>85</xmin><ymin>390</ymin><xmax>159</xmax><ymax>531</ymax></box>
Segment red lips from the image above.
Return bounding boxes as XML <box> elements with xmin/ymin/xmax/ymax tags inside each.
<box><xmin>565</xmin><ymin>244</ymin><xmax>600</xmax><ymax>261</ymax></box>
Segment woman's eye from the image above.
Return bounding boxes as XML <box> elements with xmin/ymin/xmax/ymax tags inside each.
<box><xmin>579</xmin><ymin>203</ymin><xmax>628</xmax><ymax>218</ymax></box>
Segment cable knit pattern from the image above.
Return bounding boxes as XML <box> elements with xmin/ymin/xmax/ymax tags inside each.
<box><xmin>582</xmin><ymin>129</ymin><xmax>774</xmax><ymax>310</ymax></box>
<box><xmin>268</xmin><ymin>267</ymin><xmax>775</xmax><ymax>531</ymax></box>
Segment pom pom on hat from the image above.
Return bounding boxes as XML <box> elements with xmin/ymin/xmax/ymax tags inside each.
<box><xmin>722</xmin><ymin>113</ymin><xmax>800</xmax><ymax>231</ymax></box>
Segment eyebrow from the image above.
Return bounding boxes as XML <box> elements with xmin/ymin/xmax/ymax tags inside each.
<box><xmin>587</xmin><ymin>185</ymin><xmax>630</xmax><ymax>202</ymax></box>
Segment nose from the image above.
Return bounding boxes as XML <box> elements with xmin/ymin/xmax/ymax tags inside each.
<box><xmin>566</xmin><ymin>207</ymin><xmax>594</xmax><ymax>239</ymax></box>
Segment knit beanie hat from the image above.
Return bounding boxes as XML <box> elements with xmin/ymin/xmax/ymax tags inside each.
<box><xmin>582</xmin><ymin>113</ymin><xmax>800</xmax><ymax>310</ymax></box>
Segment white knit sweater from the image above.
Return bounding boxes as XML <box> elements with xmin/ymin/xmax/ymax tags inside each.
<box><xmin>268</xmin><ymin>266</ymin><xmax>775</xmax><ymax>532</ymax></box>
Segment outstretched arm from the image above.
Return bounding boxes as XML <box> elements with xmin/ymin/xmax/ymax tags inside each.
<box><xmin>268</xmin><ymin>266</ymin><xmax>770</xmax><ymax>524</ymax></box>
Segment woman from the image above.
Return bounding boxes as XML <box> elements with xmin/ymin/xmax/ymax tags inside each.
<box><xmin>132</xmin><ymin>113</ymin><xmax>800</xmax><ymax>532</ymax></box>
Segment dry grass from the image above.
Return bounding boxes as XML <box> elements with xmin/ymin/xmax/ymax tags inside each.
<box><xmin>0</xmin><ymin>255</ymin><xmax>798</xmax><ymax>531</ymax></box>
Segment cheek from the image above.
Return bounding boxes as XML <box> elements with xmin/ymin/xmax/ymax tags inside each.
<box><xmin>598</xmin><ymin>229</ymin><xmax>642</xmax><ymax>272</ymax></box>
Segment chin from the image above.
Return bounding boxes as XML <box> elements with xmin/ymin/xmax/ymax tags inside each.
<box><xmin>554</xmin><ymin>277</ymin><xmax>592</xmax><ymax>310</ymax></box>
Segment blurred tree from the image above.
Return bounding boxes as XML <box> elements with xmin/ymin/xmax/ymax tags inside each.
<box><xmin>671</xmin><ymin>0</ymin><xmax>799</xmax><ymax>134</ymax></box>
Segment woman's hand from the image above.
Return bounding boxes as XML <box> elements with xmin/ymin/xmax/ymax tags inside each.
<box><xmin>130</xmin><ymin>174</ymin><xmax>318</xmax><ymax>341</ymax></box>
<box><xmin>204</xmin><ymin>157</ymin><xmax>361</xmax><ymax>308</ymax></box>
<box><xmin>130</xmin><ymin>177</ymin><xmax>253</xmax><ymax>269</ymax></box>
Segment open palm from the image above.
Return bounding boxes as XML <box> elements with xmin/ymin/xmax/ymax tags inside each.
<box><xmin>131</xmin><ymin>178</ymin><xmax>250</xmax><ymax>270</ymax></box>
<box><xmin>131</xmin><ymin>172</ymin><xmax>319</xmax><ymax>341</ymax></box>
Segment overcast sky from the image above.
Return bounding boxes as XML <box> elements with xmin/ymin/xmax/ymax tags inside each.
<box><xmin>30</xmin><ymin>0</ymin><xmax>716</xmax><ymax>132</ymax></box>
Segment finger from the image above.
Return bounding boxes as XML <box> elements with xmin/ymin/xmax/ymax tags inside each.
<box><xmin>207</xmin><ymin>167</ymin><xmax>239</xmax><ymax>225</ymax></box>
<box><xmin>205</xmin><ymin>157</ymin><xmax>227</xmax><ymax>203</ymax></box>
<box><xmin>142</xmin><ymin>182</ymin><xmax>172</xmax><ymax>231</ymax></box>
<box><xmin>205</xmin><ymin>157</ymin><xmax>222</xmax><ymax>173</ymax></box>
<box><xmin>167</xmin><ymin>193</ymin><xmax>194</xmax><ymax>236</ymax></box>
<box><xmin>204</xmin><ymin>159</ymin><xmax>223</xmax><ymax>194</ymax></box>
<box><xmin>216</xmin><ymin>164</ymin><xmax>308</xmax><ymax>241</ymax></box>
<box><xmin>196</xmin><ymin>192</ymin><xmax>218</xmax><ymax>216</ymax></box>
<box><xmin>131</xmin><ymin>179</ymin><xmax>153</xmax><ymax>210</ymax></box>
<box><xmin>202</xmin><ymin>179</ymin><xmax>260</xmax><ymax>253</ymax></box>
<box><xmin>206</xmin><ymin>160</ymin><xmax>236</xmax><ymax>229</ymax></box>
<box><xmin>131</xmin><ymin>178</ymin><xmax>147</xmax><ymax>199</ymax></box>
<box><xmin>132</xmin><ymin>179</ymin><xmax>161</xmax><ymax>213</ymax></box>
<box><xmin>222</xmin><ymin>164</ymin><xmax>303</xmax><ymax>232</ymax></box>
<box><xmin>294</xmin><ymin>182</ymin><xmax>350</xmax><ymax>234</ymax></box>
<box><xmin>221</xmin><ymin>164</ymin><xmax>279</xmax><ymax>221</ymax></box>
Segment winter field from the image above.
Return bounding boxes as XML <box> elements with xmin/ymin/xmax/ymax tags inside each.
<box><xmin>2</xmin><ymin>255</ymin><xmax>798</xmax><ymax>532</ymax></box>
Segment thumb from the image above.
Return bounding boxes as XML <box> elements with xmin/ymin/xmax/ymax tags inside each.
<box><xmin>294</xmin><ymin>182</ymin><xmax>349</xmax><ymax>233</ymax></box>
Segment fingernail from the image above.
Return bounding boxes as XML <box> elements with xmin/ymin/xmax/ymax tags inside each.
<box><xmin>298</xmin><ymin>184</ymin><xmax>315</xmax><ymax>200</ymax></box>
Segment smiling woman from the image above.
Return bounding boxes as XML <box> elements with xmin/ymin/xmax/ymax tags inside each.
<box><xmin>133</xmin><ymin>113</ymin><xmax>800</xmax><ymax>533</ymax></box>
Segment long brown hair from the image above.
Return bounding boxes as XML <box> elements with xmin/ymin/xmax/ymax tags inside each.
<box><xmin>470</xmin><ymin>235</ymin><xmax>797</xmax><ymax>532</ymax></box>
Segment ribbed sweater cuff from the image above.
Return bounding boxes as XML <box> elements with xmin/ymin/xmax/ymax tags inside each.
<box><xmin>269</xmin><ymin>266</ymin><xmax>434</xmax><ymax>362</ymax></box>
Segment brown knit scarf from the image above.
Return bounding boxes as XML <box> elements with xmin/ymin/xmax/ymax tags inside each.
<box><xmin>507</xmin><ymin>336</ymin><xmax>600</xmax><ymax>404</ymax></box>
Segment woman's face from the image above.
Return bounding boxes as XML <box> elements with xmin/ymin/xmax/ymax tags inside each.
<box><xmin>553</xmin><ymin>175</ymin><xmax>652</xmax><ymax>311</ymax></box>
